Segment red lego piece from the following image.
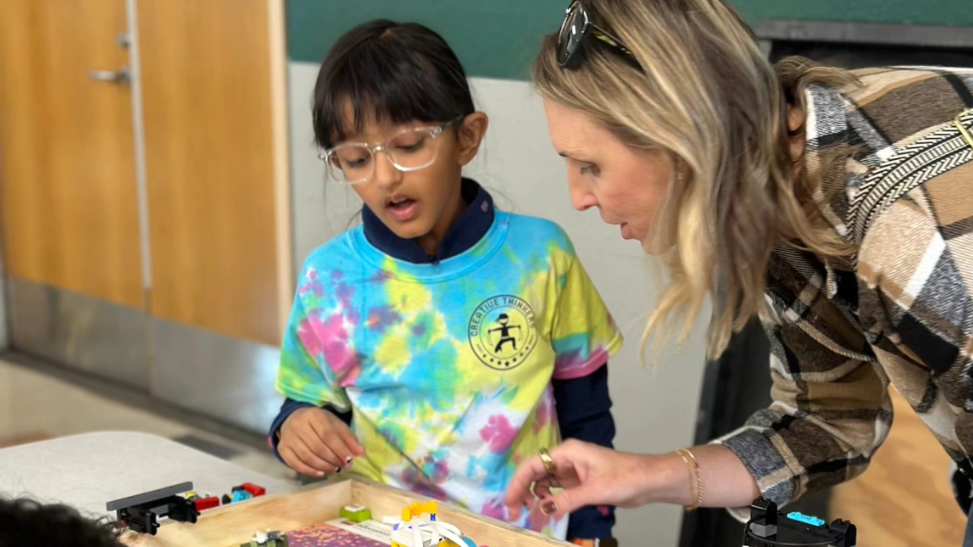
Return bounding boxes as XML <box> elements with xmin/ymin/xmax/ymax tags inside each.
<box><xmin>194</xmin><ymin>496</ymin><xmax>220</xmax><ymax>511</ymax></box>
<box><xmin>241</xmin><ymin>483</ymin><xmax>265</xmax><ymax>497</ymax></box>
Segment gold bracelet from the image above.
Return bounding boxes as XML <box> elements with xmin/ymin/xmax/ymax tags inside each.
<box><xmin>677</xmin><ymin>448</ymin><xmax>703</xmax><ymax>511</ymax></box>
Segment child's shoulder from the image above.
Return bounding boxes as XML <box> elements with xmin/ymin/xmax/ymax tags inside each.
<box><xmin>498</xmin><ymin>211</ymin><xmax>577</xmax><ymax>255</ymax></box>
<box><xmin>298</xmin><ymin>227</ymin><xmax>363</xmax><ymax>277</ymax></box>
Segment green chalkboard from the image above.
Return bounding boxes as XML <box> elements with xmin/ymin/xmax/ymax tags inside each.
<box><xmin>731</xmin><ymin>0</ymin><xmax>972</xmax><ymax>28</ymax></box>
<box><xmin>287</xmin><ymin>0</ymin><xmax>973</xmax><ymax>80</ymax></box>
<box><xmin>287</xmin><ymin>0</ymin><xmax>565</xmax><ymax>80</ymax></box>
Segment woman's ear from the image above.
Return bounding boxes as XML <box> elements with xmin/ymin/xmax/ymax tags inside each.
<box><xmin>456</xmin><ymin>112</ymin><xmax>489</xmax><ymax>166</ymax></box>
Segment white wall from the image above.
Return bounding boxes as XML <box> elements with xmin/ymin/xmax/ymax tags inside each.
<box><xmin>288</xmin><ymin>63</ymin><xmax>709</xmax><ymax>547</ymax></box>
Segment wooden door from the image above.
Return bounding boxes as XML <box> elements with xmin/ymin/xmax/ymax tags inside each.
<box><xmin>138</xmin><ymin>0</ymin><xmax>289</xmax><ymax>346</ymax></box>
<box><xmin>0</xmin><ymin>0</ymin><xmax>143</xmax><ymax>309</ymax></box>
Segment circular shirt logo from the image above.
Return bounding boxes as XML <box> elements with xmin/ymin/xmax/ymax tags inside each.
<box><xmin>468</xmin><ymin>295</ymin><xmax>538</xmax><ymax>371</ymax></box>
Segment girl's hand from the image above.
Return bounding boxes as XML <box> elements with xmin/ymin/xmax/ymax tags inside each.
<box><xmin>278</xmin><ymin>407</ymin><xmax>365</xmax><ymax>477</ymax></box>
<box><xmin>503</xmin><ymin>439</ymin><xmax>681</xmax><ymax>520</ymax></box>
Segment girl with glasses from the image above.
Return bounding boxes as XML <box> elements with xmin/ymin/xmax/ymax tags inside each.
<box><xmin>269</xmin><ymin>19</ymin><xmax>622</xmax><ymax>544</ymax></box>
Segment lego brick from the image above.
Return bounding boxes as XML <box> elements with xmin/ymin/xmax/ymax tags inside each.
<box><xmin>106</xmin><ymin>482</ymin><xmax>193</xmax><ymax>511</ymax></box>
<box><xmin>232</xmin><ymin>490</ymin><xmax>253</xmax><ymax>503</ymax></box>
<box><xmin>339</xmin><ymin>504</ymin><xmax>372</xmax><ymax>523</ymax></box>
<box><xmin>194</xmin><ymin>496</ymin><xmax>221</xmax><ymax>511</ymax></box>
<box><xmin>242</xmin><ymin>483</ymin><xmax>266</xmax><ymax>497</ymax></box>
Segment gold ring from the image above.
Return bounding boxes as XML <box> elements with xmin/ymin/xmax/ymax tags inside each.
<box><xmin>538</xmin><ymin>447</ymin><xmax>557</xmax><ymax>477</ymax></box>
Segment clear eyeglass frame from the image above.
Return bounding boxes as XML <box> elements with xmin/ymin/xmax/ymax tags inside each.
<box><xmin>317</xmin><ymin>116</ymin><xmax>465</xmax><ymax>185</ymax></box>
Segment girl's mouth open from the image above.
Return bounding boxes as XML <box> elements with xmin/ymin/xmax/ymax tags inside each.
<box><xmin>387</xmin><ymin>195</ymin><xmax>419</xmax><ymax>221</ymax></box>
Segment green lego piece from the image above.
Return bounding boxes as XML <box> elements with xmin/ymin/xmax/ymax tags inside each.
<box><xmin>267</xmin><ymin>531</ymin><xmax>288</xmax><ymax>547</ymax></box>
<box><xmin>240</xmin><ymin>530</ymin><xmax>288</xmax><ymax>547</ymax></box>
<box><xmin>339</xmin><ymin>504</ymin><xmax>372</xmax><ymax>523</ymax></box>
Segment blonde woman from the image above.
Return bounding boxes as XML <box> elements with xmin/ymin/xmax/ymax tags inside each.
<box><xmin>503</xmin><ymin>0</ymin><xmax>973</xmax><ymax>540</ymax></box>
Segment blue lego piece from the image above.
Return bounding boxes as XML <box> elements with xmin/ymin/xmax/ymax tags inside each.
<box><xmin>786</xmin><ymin>512</ymin><xmax>825</xmax><ymax>527</ymax></box>
<box><xmin>231</xmin><ymin>490</ymin><xmax>253</xmax><ymax>503</ymax></box>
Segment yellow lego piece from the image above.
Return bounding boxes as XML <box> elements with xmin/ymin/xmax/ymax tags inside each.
<box><xmin>401</xmin><ymin>501</ymin><xmax>438</xmax><ymax>522</ymax></box>
<box><xmin>392</xmin><ymin>501</ymin><xmax>471</xmax><ymax>547</ymax></box>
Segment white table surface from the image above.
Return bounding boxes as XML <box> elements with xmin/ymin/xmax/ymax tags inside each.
<box><xmin>0</xmin><ymin>431</ymin><xmax>297</xmax><ymax>518</ymax></box>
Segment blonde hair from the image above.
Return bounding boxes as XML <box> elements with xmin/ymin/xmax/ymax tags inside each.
<box><xmin>533</xmin><ymin>0</ymin><xmax>858</xmax><ymax>359</ymax></box>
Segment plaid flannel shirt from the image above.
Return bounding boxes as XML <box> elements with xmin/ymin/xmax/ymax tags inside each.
<box><xmin>715</xmin><ymin>66</ymin><xmax>973</xmax><ymax>518</ymax></box>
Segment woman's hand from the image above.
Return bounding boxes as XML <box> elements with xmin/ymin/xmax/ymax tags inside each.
<box><xmin>504</xmin><ymin>439</ymin><xmax>680</xmax><ymax>520</ymax></box>
<box><xmin>278</xmin><ymin>407</ymin><xmax>365</xmax><ymax>477</ymax></box>
<box><xmin>504</xmin><ymin>440</ymin><xmax>761</xmax><ymax>519</ymax></box>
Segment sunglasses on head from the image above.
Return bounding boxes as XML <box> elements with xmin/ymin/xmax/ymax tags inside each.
<box><xmin>557</xmin><ymin>0</ymin><xmax>642</xmax><ymax>71</ymax></box>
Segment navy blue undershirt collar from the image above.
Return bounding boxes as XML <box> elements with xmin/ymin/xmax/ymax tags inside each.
<box><xmin>361</xmin><ymin>178</ymin><xmax>495</xmax><ymax>264</ymax></box>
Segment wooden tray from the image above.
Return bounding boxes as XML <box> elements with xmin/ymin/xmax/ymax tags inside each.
<box><xmin>121</xmin><ymin>477</ymin><xmax>568</xmax><ymax>547</ymax></box>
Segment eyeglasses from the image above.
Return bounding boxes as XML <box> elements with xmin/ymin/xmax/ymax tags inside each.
<box><xmin>318</xmin><ymin>116</ymin><xmax>464</xmax><ymax>185</ymax></box>
<box><xmin>557</xmin><ymin>0</ymin><xmax>641</xmax><ymax>71</ymax></box>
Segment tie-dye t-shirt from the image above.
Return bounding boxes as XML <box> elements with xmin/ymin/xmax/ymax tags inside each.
<box><xmin>275</xmin><ymin>211</ymin><xmax>622</xmax><ymax>539</ymax></box>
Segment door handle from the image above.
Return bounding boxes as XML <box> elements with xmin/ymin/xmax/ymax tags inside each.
<box><xmin>89</xmin><ymin>66</ymin><xmax>131</xmax><ymax>84</ymax></box>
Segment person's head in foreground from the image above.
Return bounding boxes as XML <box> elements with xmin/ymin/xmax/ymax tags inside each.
<box><xmin>0</xmin><ymin>497</ymin><xmax>124</xmax><ymax>547</ymax></box>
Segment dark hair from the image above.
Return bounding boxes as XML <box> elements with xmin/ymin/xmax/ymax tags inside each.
<box><xmin>312</xmin><ymin>20</ymin><xmax>476</xmax><ymax>150</ymax></box>
<box><xmin>0</xmin><ymin>497</ymin><xmax>124</xmax><ymax>547</ymax></box>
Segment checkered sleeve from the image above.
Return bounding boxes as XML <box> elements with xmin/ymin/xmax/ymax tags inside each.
<box><xmin>713</xmin><ymin>251</ymin><xmax>892</xmax><ymax>519</ymax></box>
